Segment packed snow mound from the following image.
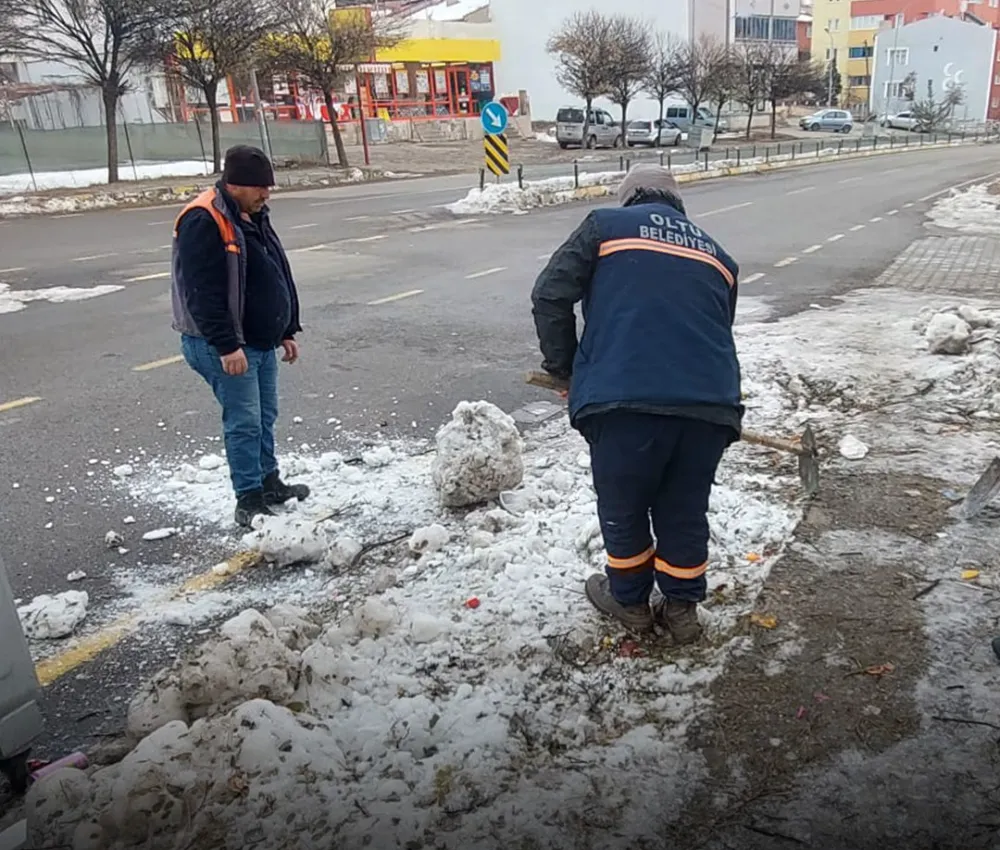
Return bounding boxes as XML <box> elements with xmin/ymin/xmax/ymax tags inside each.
<box><xmin>125</xmin><ymin>609</ymin><xmax>301</xmax><ymax>740</ymax></box>
<box><xmin>925</xmin><ymin>311</ymin><xmax>971</xmax><ymax>354</ymax></box>
<box><xmin>431</xmin><ymin>401</ymin><xmax>524</xmax><ymax>507</ymax></box>
<box><xmin>0</xmin><ymin>282</ymin><xmax>124</xmax><ymax>315</ymax></box>
<box><xmin>241</xmin><ymin>515</ymin><xmax>328</xmax><ymax>566</ymax></box>
<box><xmin>17</xmin><ymin>590</ymin><xmax>88</xmax><ymax>639</ymax></box>
<box><xmin>927</xmin><ymin>183</ymin><xmax>1000</xmax><ymax>235</ymax></box>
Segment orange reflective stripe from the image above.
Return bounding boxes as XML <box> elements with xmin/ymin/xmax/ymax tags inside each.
<box><xmin>173</xmin><ymin>188</ymin><xmax>240</xmax><ymax>252</ymax></box>
<box><xmin>654</xmin><ymin>558</ymin><xmax>708</xmax><ymax>579</ymax></box>
<box><xmin>598</xmin><ymin>237</ymin><xmax>735</xmax><ymax>288</ymax></box>
<box><xmin>607</xmin><ymin>546</ymin><xmax>655</xmax><ymax>569</ymax></box>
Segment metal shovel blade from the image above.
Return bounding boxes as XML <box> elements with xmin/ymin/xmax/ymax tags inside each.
<box><xmin>960</xmin><ymin>456</ymin><xmax>1000</xmax><ymax>520</ymax></box>
<box><xmin>798</xmin><ymin>424</ymin><xmax>820</xmax><ymax>498</ymax></box>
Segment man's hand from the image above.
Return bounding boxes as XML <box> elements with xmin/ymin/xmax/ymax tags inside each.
<box><xmin>280</xmin><ymin>339</ymin><xmax>300</xmax><ymax>364</ymax></box>
<box><xmin>221</xmin><ymin>349</ymin><xmax>248</xmax><ymax>376</ymax></box>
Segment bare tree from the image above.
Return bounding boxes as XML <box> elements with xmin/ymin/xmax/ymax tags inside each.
<box><xmin>165</xmin><ymin>0</ymin><xmax>279</xmax><ymax>172</ymax></box>
<box><xmin>546</xmin><ymin>10</ymin><xmax>614</xmax><ymax>148</ymax></box>
<box><xmin>0</xmin><ymin>0</ymin><xmax>170</xmax><ymax>182</ymax></box>
<box><xmin>643</xmin><ymin>32</ymin><xmax>682</xmax><ymax>144</ymax></box>
<box><xmin>734</xmin><ymin>41</ymin><xmax>777</xmax><ymax>140</ymax></box>
<box><xmin>674</xmin><ymin>34</ymin><xmax>728</xmax><ymax>118</ymax></box>
<box><xmin>767</xmin><ymin>54</ymin><xmax>823</xmax><ymax>138</ymax></box>
<box><xmin>604</xmin><ymin>15</ymin><xmax>651</xmax><ymax>130</ymax></box>
<box><xmin>704</xmin><ymin>46</ymin><xmax>739</xmax><ymax>141</ymax></box>
<box><xmin>911</xmin><ymin>79</ymin><xmax>964</xmax><ymax>132</ymax></box>
<box><xmin>268</xmin><ymin>0</ymin><xmax>402</xmax><ymax>167</ymax></box>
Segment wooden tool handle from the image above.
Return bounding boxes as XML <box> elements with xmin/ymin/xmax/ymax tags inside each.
<box><xmin>525</xmin><ymin>370</ymin><xmax>569</xmax><ymax>392</ymax></box>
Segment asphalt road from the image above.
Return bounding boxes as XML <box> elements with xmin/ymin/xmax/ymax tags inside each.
<box><xmin>1</xmin><ymin>141</ymin><xmax>997</xmax><ymax>765</ymax></box>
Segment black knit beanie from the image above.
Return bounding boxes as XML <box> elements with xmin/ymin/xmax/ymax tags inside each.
<box><xmin>221</xmin><ymin>145</ymin><xmax>275</xmax><ymax>187</ymax></box>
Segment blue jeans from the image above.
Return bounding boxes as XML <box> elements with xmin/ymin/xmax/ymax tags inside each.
<box><xmin>582</xmin><ymin>411</ymin><xmax>732</xmax><ymax>605</ymax></box>
<box><xmin>181</xmin><ymin>335</ymin><xmax>279</xmax><ymax>496</ymax></box>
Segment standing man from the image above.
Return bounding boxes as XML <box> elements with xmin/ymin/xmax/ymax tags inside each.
<box><xmin>531</xmin><ymin>165</ymin><xmax>743</xmax><ymax>645</ymax></box>
<box><xmin>172</xmin><ymin>145</ymin><xmax>309</xmax><ymax>528</ymax></box>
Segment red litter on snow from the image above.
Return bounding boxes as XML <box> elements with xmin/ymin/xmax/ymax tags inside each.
<box><xmin>465</xmin><ymin>597</ymin><xmax>480</xmax><ymax>609</ymax></box>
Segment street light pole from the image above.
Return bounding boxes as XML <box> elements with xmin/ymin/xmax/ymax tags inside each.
<box><xmin>825</xmin><ymin>27</ymin><xmax>835</xmax><ymax>107</ymax></box>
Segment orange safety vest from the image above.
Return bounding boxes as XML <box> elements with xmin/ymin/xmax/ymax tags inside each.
<box><xmin>173</xmin><ymin>188</ymin><xmax>241</xmax><ymax>255</ymax></box>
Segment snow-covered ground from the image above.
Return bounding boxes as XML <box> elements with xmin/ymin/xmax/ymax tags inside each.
<box><xmin>0</xmin><ymin>282</ymin><xmax>124</xmax><ymax>314</ymax></box>
<box><xmin>926</xmin><ymin>181</ymin><xmax>1000</xmax><ymax>234</ymax></box>
<box><xmin>23</xmin><ymin>182</ymin><xmax>1000</xmax><ymax>850</ymax></box>
<box><xmin>0</xmin><ymin>160</ymin><xmax>210</xmax><ymax>196</ymax></box>
<box><xmin>408</xmin><ymin>0</ymin><xmax>488</xmax><ymax>21</ymax></box>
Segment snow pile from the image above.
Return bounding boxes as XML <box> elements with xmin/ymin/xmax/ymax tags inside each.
<box><xmin>924</xmin><ymin>311</ymin><xmax>971</xmax><ymax>354</ymax></box>
<box><xmin>535</xmin><ymin>130</ymin><xmax>557</xmax><ymax>143</ymax></box>
<box><xmin>17</xmin><ymin>590</ymin><xmax>88</xmax><ymax>639</ymax></box>
<box><xmin>927</xmin><ymin>182</ymin><xmax>1000</xmax><ymax>234</ymax></box>
<box><xmin>431</xmin><ymin>400</ymin><xmax>524</xmax><ymax>506</ymax></box>
<box><xmin>0</xmin><ymin>159</ymin><xmax>209</xmax><ymax>196</ymax></box>
<box><xmin>0</xmin><ymin>282</ymin><xmax>124</xmax><ymax>315</ymax></box>
<box><xmin>447</xmin><ymin>169</ymin><xmax>624</xmax><ymax>215</ymax></box>
<box><xmin>242</xmin><ymin>515</ymin><xmax>328</xmax><ymax>566</ymax></box>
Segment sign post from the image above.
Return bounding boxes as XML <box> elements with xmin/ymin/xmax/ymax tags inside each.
<box><xmin>480</xmin><ymin>102</ymin><xmax>510</xmax><ymax>180</ymax></box>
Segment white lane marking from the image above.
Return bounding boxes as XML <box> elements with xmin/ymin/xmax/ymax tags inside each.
<box><xmin>774</xmin><ymin>257</ymin><xmax>798</xmax><ymax>268</ymax></box>
<box><xmin>0</xmin><ymin>266</ymin><xmax>25</xmax><ymax>273</ymax></box>
<box><xmin>465</xmin><ymin>266</ymin><xmax>507</xmax><ymax>279</ymax></box>
<box><xmin>453</xmin><ymin>218</ymin><xmax>481</xmax><ymax>227</ymax></box>
<box><xmin>53</xmin><ymin>213</ymin><xmax>83</xmax><ymax>219</ymax></box>
<box><xmin>133</xmin><ymin>354</ymin><xmax>184</xmax><ymax>372</ymax></box>
<box><xmin>850</xmin><ymin>224</ymin><xmax>866</xmax><ymax>232</ymax></box>
<box><xmin>131</xmin><ymin>245</ymin><xmax>171</xmax><ymax>255</ymax></box>
<box><xmin>290</xmin><ymin>243</ymin><xmax>328</xmax><ymax>253</ymax></box>
<box><xmin>802</xmin><ymin>244</ymin><xmax>823</xmax><ymax>254</ymax></box>
<box><xmin>886</xmin><ymin>209</ymin><xmax>899</xmax><ymax>216</ymax></box>
<box><xmin>839</xmin><ymin>176</ymin><xmax>864</xmax><ymax>184</ymax></box>
<box><xmin>290</xmin><ymin>223</ymin><xmax>319</xmax><ymax>230</ymax></box>
<box><xmin>742</xmin><ymin>272</ymin><xmax>765</xmax><ymax>284</ymax></box>
<box><xmin>367</xmin><ymin>289</ymin><xmax>424</xmax><ymax>306</ymax></box>
<box><xmin>147</xmin><ymin>220</ymin><xmax>172</xmax><ymax>226</ymax></box>
<box><xmin>343</xmin><ymin>215</ymin><xmax>370</xmax><ymax>221</ymax></box>
<box><xmin>869</xmin><ymin>216</ymin><xmax>883</xmax><ymax>222</ymax></box>
<box><xmin>391</xmin><ymin>208</ymin><xmax>418</xmax><ymax>214</ymax></box>
<box><xmin>72</xmin><ymin>252</ymin><xmax>118</xmax><ymax>262</ymax></box>
<box><xmin>882</xmin><ymin>167</ymin><xmax>904</xmax><ymax>175</ymax></box>
<box><xmin>699</xmin><ymin>201</ymin><xmax>753</xmax><ymax>217</ymax></box>
<box><xmin>827</xmin><ymin>234</ymin><xmax>844</xmax><ymax>242</ymax></box>
<box><xmin>786</xmin><ymin>186</ymin><xmax>815</xmax><ymax>196</ymax></box>
<box><xmin>919</xmin><ymin>171</ymin><xmax>1000</xmax><ymax>203</ymax></box>
<box><xmin>125</xmin><ymin>271</ymin><xmax>171</xmax><ymax>282</ymax></box>
<box><xmin>538</xmin><ymin>253</ymin><xmax>552</xmax><ymax>261</ymax></box>
<box><xmin>903</xmin><ymin>202</ymin><xmax>914</xmax><ymax>208</ymax></box>
<box><xmin>350</xmin><ymin>235</ymin><xmax>387</xmax><ymax>243</ymax></box>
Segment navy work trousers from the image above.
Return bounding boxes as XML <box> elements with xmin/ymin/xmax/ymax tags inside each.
<box><xmin>582</xmin><ymin>411</ymin><xmax>732</xmax><ymax>606</ymax></box>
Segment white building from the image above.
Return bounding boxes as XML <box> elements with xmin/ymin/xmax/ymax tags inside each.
<box><xmin>731</xmin><ymin>0</ymin><xmax>804</xmax><ymax>51</ymax></box>
<box><xmin>491</xmin><ymin>0</ymin><xmax>731</xmax><ymax>121</ymax></box>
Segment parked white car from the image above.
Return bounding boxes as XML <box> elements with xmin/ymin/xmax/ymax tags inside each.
<box><xmin>625</xmin><ymin>119</ymin><xmax>683</xmax><ymax>147</ymax></box>
<box><xmin>555</xmin><ymin>107</ymin><xmax>622</xmax><ymax>149</ymax></box>
<box><xmin>882</xmin><ymin>111</ymin><xmax>924</xmax><ymax>132</ymax></box>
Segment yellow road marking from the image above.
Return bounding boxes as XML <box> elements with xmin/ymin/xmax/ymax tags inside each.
<box><xmin>133</xmin><ymin>354</ymin><xmax>184</xmax><ymax>372</ymax></box>
<box><xmin>126</xmin><ymin>271</ymin><xmax>170</xmax><ymax>282</ymax></box>
<box><xmin>367</xmin><ymin>289</ymin><xmax>424</xmax><ymax>306</ymax></box>
<box><xmin>0</xmin><ymin>396</ymin><xmax>42</xmax><ymax>414</ymax></box>
<box><xmin>34</xmin><ymin>550</ymin><xmax>263</xmax><ymax>686</ymax></box>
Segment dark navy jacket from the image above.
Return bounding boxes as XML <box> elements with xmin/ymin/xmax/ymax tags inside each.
<box><xmin>531</xmin><ymin>193</ymin><xmax>743</xmax><ymax>437</ymax></box>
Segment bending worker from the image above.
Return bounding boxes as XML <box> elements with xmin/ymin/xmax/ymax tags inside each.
<box><xmin>531</xmin><ymin>164</ymin><xmax>743</xmax><ymax>645</ymax></box>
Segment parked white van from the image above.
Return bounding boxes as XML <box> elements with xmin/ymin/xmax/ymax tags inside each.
<box><xmin>555</xmin><ymin>106</ymin><xmax>623</xmax><ymax>149</ymax></box>
<box><xmin>663</xmin><ymin>104</ymin><xmax>729</xmax><ymax>133</ymax></box>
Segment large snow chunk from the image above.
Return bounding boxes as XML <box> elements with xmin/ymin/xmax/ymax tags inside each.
<box><xmin>925</xmin><ymin>312</ymin><xmax>971</xmax><ymax>354</ymax></box>
<box><xmin>241</xmin><ymin>515</ymin><xmax>328</xmax><ymax>566</ymax></box>
<box><xmin>408</xmin><ymin>523</ymin><xmax>450</xmax><ymax>554</ymax></box>
<box><xmin>17</xmin><ymin>590</ymin><xmax>88</xmax><ymax>639</ymax></box>
<box><xmin>957</xmin><ymin>304</ymin><xmax>992</xmax><ymax>329</ymax></box>
<box><xmin>431</xmin><ymin>401</ymin><xmax>524</xmax><ymax>507</ymax></box>
<box><xmin>24</xmin><ymin>768</ymin><xmax>93</xmax><ymax>850</ymax></box>
<box><xmin>264</xmin><ymin>603</ymin><xmax>322</xmax><ymax>651</ymax></box>
<box><xmin>126</xmin><ymin>609</ymin><xmax>301</xmax><ymax>740</ymax></box>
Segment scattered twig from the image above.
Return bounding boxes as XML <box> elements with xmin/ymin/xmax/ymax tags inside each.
<box><xmin>742</xmin><ymin>824</ymin><xmax>806</xmax><ymax>844</ymax></box>
<box><xmin>353</xmin><ymin>798</ymin><xmax>370</xmax><ymax>817</ymax></box>
<box><xmin>931</xmin><ymin>715</ymin><xmax>1000</xmax><ymax>730</ymax></box>
<box><xmin>912</xmin><ymin>578</ymin><xmax>942</xmax><ymax>600</ymax></box>
<box><xmin>349</xmin><ymin>532</ymin><xmax>411</xmax><ymax>568</ymax></box>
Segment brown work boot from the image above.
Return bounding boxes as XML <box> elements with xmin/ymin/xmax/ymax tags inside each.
<box><xmin>654</xmin><ymin>599</ymin><xmax>702</xmax><ymax>645</ymax></box>
<box><xmin>584</xmin><ymin>574</ymin><xmax>654</xmax><ymax>632</ymax></box>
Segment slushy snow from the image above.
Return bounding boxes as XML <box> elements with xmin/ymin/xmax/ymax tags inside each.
<box><xmin>0</xmin><ymin>159</ymin><xmax>209</xmax><ymax>196</ymax></box>
<box><xmin>17</xmin><ymin>590</ymin><xmax>88</xmax><ymax>639</ymax></box>
<box><xmin>0</xmin><ymin>282</ymin><xmax>124</xmax><ymax>315</ymax></box>
<box><xmin>431</xmin><ymin>401</ymin><xmax>524</xmax><ymax>506</ymax></box>
<box><xmin>926</xmin><ymin>182</ymin><xmax>1000</xmax><ymax>234</ymax></box>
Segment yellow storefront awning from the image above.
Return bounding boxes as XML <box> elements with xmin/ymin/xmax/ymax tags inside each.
<box><xmin>376</xmin><ymin>37</ymin><xmax>501</xmax><ymax>65</ymax></box>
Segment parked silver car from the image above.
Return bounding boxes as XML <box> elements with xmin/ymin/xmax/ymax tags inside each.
<box><xmin>555</xmin><ymin>106</ymin><xmax>622</xmax><ymax>149</ymax></box>
<box><xmin>799</xmin><ymin>109</ymin><xmax>853</xmax><ymax>133</ymax></box>
<box><xmin>626</xmin><ymin>119</ymin><xmax>683</xmax><ymax>147</ymax></box>
<box><xmin>882</xmin><ymin>111</ymin><xmax>923</xmax><ymax>132</ymax></box>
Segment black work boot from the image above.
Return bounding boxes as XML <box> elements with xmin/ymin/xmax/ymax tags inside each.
<box><xmin>262</xmin><ymin>471</ymin><xmax>310</xmax><ymax>506</ymax></box>
<box><xmin>653</xmin><ymin>599</ymin><xmax>703</xmax><ymax>646</ymax></box>
<box><xmin>234</xmin><ymin>489</ymin><xmax>275</xmax><ymax>528</ymax></box>
<box><xmin>584</xmin><ymin>574</ymin><xmax>654</xmax><ymax>632</ymax></box>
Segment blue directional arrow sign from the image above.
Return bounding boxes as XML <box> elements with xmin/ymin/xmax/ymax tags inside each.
<box><xmin>480</xmin><ymin>101</ymin><xmax>509</xmax><ymax>136</ymax></box>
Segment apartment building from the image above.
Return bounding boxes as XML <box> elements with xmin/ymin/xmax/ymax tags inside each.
<box><xmin>731</xmin><ymin>0</ymin><xmax>807</xmax><ymax>50</ymax></box>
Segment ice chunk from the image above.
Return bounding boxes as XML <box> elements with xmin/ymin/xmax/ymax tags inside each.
<box><xmin>241</xmin><ymin>516</ymin><xmax>327</xmax><ymax>567</ymax></box>
<box><xmin>328</xmin><ymin>536</ymin><xmax>363</xmax><ymax>568</ymax></box>
<box><xmin>104</xmin><ymin>530</ymin><xmax>124</xmax><ymax>548</ymax></box>
<box><xmin>838</xmin><ymin>434</ymin><xmax>869</xmax><ymax>460</ymax></box>
<box><xmin>410</xmin><ymin>611</ymin><xmax>448</xmax><ymax>644</ymax></box>
<box><xmin>432</xmin><ymin>401</ymin><xmax>524</xmax><ymax>507</ymax></box>
<box><xmin>362</xmin><ymin>445</ymin><xmax>394</xmax><ymax>468</ymax></box>
<box><xmin>142</xmin><ymin>527</ymin><xmax>177</xmax><ymax>541</ymax></box>
<box><xmin>112</xmin><ymin>464</ymin><xmax>134</xmax><ymax>477</ymax></box>
<box><xmin>67</xmin><ymin>570</ymin><xmax>87</xmax><ymax>582</ymax></box>
<box><xmin>925</xmin><ymin>312</ymin><xmax>971</xmax><ymax>355</ymax></box>
<box><xmin>408</xmin><ymin>523</ymin><xmax>450</xmax><ymax>554</ymax></box>
<box><xmin>197</xmin><ymin>453</ymin><xmax>224</xmax><ymax>470</ymax></box>
<box><xmin>18</xmin><ymin>591</ymin><xmax>88</xmax><ymax>639</ymax></box>
<box><xmin>958</xmin><ymin>304</ymin><xmax>992</xmax><ymax>329</ymax></box>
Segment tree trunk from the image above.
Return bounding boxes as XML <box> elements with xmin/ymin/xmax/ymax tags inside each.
<box><xmin>770</xmin><ymin>101</ymin><xmax>778</xmax><ymax>139</ymax></box>
<box><xmin>620</xmin><ymin>98</ymin><xmax>629</xmax><ymax>130</ymax></box>
<box><xmin>656</xmin><ymin>97</ymin><xmax>665</xmax><ymax>146</ymax></box>
<box><xmin>713</xmin><ymin>97</ymin><xmax>724</xmax><ymax>143</ymax></box>
<box><xmin>323</xmin><ymin>88</ymin><xmax>349</xmax><ymax>168</ymax></box>
<box><xmin>582</xmin><ymin>97</ymin><xmax>592</xmax><ymax>149</ymax></box>
<box><xmin>102</xmin><ymin>87</ymin><xmax>120</xmax><ymax>184</ymax></box>
<box><xmin>203</xmin><ymin>82</ymin><xmax>223</xmax><ymax>173</ymax></box>
<box><xmin>745</xmin><ymin>99</ymin><xmax>755</xmax><ymax>141</ymax></box>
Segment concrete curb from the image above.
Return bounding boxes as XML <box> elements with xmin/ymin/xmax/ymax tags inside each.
<box><xmin>545</xmin><ymin>138</ymin><xmax>993</xmax><ymax>209</ymax></box>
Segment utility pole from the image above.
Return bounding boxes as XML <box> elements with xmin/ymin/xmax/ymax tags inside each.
<box><xmin>249</xmin><ymin>69</ymin><xmax>273</xmax><ymax>164</ymax></box>
<box><xmin>825</xmin><ymin>28</ymin><xmax>835</xmax><ymax>107</ymax></box>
